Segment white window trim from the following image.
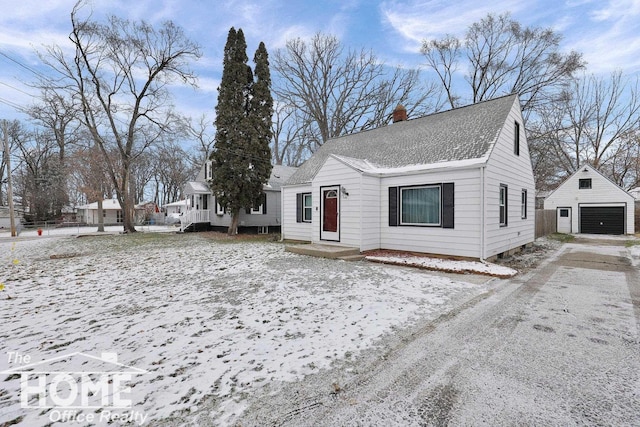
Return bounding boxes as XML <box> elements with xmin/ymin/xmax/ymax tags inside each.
<box><xmin>499</xmin><ymin>185</ymin><xmax>508</xmax><ymax>227</ymax></box>
<box><xmin>399</xmin><ymin>185</ymin><xmax>441</xmax><ymax>226</ymax></box>
<box><xmin>250</xmin><ymin>204</ymin><xmax>263</xmax><ymax>215</ymax></box>
<box><xmin>521</xmin><ymin>189</ymin><xmax>527</xmax><ymax>219</ymax></box>
<box><xmin>303</xmin><ymin>193</ymin><xmax>312</xmax><ymax>222</ymax></box>
<box><xmin>578</xmin><ymin>178</ymin><xmax>592</xmax><ymax>189</ymax></box>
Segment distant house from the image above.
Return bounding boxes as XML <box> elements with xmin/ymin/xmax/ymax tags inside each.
<box><xmin>181</xmin><ymin>162</ymin><xmax>297</xmax><ymax>233</ymax></box>
<box><xmin>282</xmin><ymin>94</ymin><xmax>535</xmax><ymax>260</ymax></box>
<box><xmin>76</xmin><ymin>199</ymin><xmax>149</xmax><ymax>225</ymax></box>
<box><xmin>161</xmin><ymin>199</ymin><xmax>188</xmax><ymax>224</ymax></box>
<box><xmin>544</xmin><ymin>164</ymin><xmax>635</xmax><ymax>235</ymax></box>
<box><xmin>0</xmin><ymin>206</ymin><xmax>23</xmax><ymax>229</ymax></box>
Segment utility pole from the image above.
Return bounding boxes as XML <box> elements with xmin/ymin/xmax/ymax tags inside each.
<box><xmin>2</xmin><ymin>121</ymin><xmax>16</xmax><ymax>237</ymax></box>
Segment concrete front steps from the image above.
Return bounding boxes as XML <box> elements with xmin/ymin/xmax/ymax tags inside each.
<box><xmin>285</xmin><ymin>244</ymin><xmax>365</xmax><ymax>261</ymax></box>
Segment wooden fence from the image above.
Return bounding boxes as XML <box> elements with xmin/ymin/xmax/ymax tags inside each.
<box><xmin>535</xmin><ymin>209</ymin><xmax>556</xmax><ymax>238</ymax></box>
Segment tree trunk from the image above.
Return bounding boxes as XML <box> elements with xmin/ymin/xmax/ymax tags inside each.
<box><xmin>97</xmin><ymin>198</ymin><xmax>105</xmax><ymax>232</ymax></box>
<box><xmin>119</xmin><ymin>169</ymin><xmax>137</xmax><ymax>233</ymax></box>
<box><xmin>228</xmin><ymin>210</ymin><xmax>239</xmax><ymax>235</ymax></box>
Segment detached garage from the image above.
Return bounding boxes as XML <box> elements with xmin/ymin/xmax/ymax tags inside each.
<box><xmin>544</xmin><ymin>164</ymin><xmax>635</xmax><ymax>235</ymax></box>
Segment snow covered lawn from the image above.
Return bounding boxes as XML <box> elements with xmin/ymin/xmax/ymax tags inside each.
<box><xmin>0</xmin><ymin>233</ymin><xmax>489</xmax><ymax>425</ymax></box>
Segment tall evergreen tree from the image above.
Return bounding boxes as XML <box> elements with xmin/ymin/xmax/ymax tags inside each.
<box><xmin>248</xmin><ymin>41</ymin><xmax>274</xmax><ymax>211</ymax></box>
<box><xmin>210</xmin><ymin>28</ymin><xmax>273</xmax><ymax>235</ymax></box>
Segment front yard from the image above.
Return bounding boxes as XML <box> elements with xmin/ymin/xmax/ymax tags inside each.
<box><xmin>0</xmin><ymin>232</ymin><xmax>489</xmax><ymax>426</ymax></box>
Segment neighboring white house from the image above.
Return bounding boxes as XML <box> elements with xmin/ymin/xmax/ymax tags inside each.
<box><xmin>544</xmin><ymin>164</ymin><xmax>635</xmax><ymax>235</ymax></box>
<box><xmin>181</xmin><ymin>163</ymin><xmax>297</xmax><ymax>233</ymax></box>
<box><xmin>76</xmin><ymin>199</ymin><xmax>149</xmax><ymax>225</ymax></box>
<box><xmin>281</xmin><ymin>94</ymin><xmax>535</xmax><ymax>260</ymax></box>
<box><xmin>162</xmin><ymin>199</ymin><xmax>188</xmax><ymax>224</ymax></box>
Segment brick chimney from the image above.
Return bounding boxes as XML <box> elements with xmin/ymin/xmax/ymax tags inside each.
<box><xmin>393</xmin><ymin>104</ymin><xmax>407</xmax><ymax>123</ymax></box>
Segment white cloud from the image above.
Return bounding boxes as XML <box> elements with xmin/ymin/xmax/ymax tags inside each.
<box><xmin>379</xmin><ymin>0</ymin><xmax>527</xmax><ymax>53</ymax></box>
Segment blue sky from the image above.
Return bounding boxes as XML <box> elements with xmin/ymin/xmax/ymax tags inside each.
<box><xmin>0</xmin><ymin>0</ymin><xmax>639</xmax><ymax>124</ymax></box>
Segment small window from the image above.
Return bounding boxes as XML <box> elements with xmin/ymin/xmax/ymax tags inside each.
<box><xmin>205</xmin><ymin>160</ymin><xmax>213</xmax><ymax>180</ymax></box>
<box><xmin>325</xmin><ymin>190</ymin><xmax>338</xmax><ymax>199</ymax></box>
<box><xmin>514</xmin><ymin>121</ymin><xmax>520</xmax><ymax>156</ymax></box>
<box><xmin>521</xmin><ymin>189</ymin><xmax>527</xmax><ymax>219</ymax></box>
<box><xmin>251</xmin><ymin>204</ymin><xmax>263</xmax><ymax>214</ymax></box>
<box><xmin>499</xmin><ymin>185</ymin><xmax>508</xmax><ymax>226</ymax></box>
<box><xmin>303</xmin><ymin>193</ymin><xmax>312</xmax><ymax>222</ymax></box>
<box><xmin>117</xmin><ymin>210</ymin><xmax>123</xmax><ymax>223</ymax></box>
<box><xmin>215</xmin><ymin>196</ymin><xmax>225</xmax><ymax>215</ymax></box>
<box><xmin>559</xmin><ymin>209</ymin><xmax>569</xmax><ymax>218</ymax></box>
<box><xmin>579</xmin><ymin>178</ymin><xmax>592</xmax><ymax>189</ymax></box>
<box><xmin>400</xmin><ymin>185</ymin><xmax>441</xmax><ymax>226</ymax></box>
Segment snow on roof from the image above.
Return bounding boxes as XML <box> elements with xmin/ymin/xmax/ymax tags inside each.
<box><xmin>162</xmin><ymin>199</ymin><xmax>189</xmax><ymax>208</ymax></box>
<box><xmin>185</xmin><ymin>181</ymin><xmax>211</xmax><ymax>194</ymax></box>
<box><xmin>332</xmin><ymin>154</ymin><xmax>487</xmax><ymax>176</ymax></box>
<box><xmin>76</xmin><ymin>199</ymin><xmax>122</xmax><ymax>210</ymax></box>
<box><xmin>286</xmin><ymin>94</ymin><xmax>517</xmax><ymax>185</ymax></box>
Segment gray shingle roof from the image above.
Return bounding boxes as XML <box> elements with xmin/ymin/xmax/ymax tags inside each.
<box><xmin>187</xmin><ymin>164</ymin><xmax>298</xmax><ymax>194</ymax></box>
<box><xmin>267</xmin><ymin>165</ymin><xmax>298</xmax><ymax>191</ymax></box>
<box><xmin>286</xmin><ymin>94</ymin><xmax>518</xmax><ymax>185</ymax></box>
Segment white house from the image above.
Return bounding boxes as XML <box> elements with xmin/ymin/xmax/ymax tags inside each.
<box><xmin>76</xmin><ymin>199</ymin><xmax>150</xmax><ymax>225</ymax></box>
<box><xmin>76</xmin><ymin>199</ymin><xmax>124</xmax><ymax>225</ymax></box>
<box><xmin>281</xmin><ymin>94</ymin><xmax>535</xmax><ymax>260</ymax></box>
<box><xmin>162</xmin><ymin>199</ymin><xmax>188</xmax><ymax>224</ymax></box>
<box><xmin>544</xmin><ymin>164</ymin><xmax>635</xmax><ymax>235</ymax></box>
<box><xmin>182</xmin><ymin>163</ymin><xmax>297</xmax><ymax>233</ymax></box>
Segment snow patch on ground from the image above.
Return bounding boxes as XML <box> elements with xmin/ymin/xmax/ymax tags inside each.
<box><xmin>366</xmin><ymin>255</ymin><xmax>518</xmax><ymax>277</ymax></box>
<box><xmin>0</xmin><ymin>233</ymin><xmax>487</xmax><ymax>426</ymax></box>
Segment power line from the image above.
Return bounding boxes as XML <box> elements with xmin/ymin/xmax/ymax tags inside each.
<box><xmin>0</xmin><ymin>50</ymin><xmax>52</xmax><ymax>83</ymax></box>
<box><xmin>0</xmin><ymin>96</ymin><xmax>28</xmax><ymax>113</ymax></box>
<box><xmin>0</xmin><ymin>81</ymin><xmax>36</xmax><ymax>97</ymax></box>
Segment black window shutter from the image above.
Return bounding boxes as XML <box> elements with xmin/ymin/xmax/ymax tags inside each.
<box><xmin>262</xmin><ymin>193</ymin><xmax>267</xmax><ymax>215</ymax></box>
<box><xmin>245</xmin><ymin>206</ymin><xmax>251</xmax><ymax>214</ymax></box>
<box><xmin>389</xmin><ymin>187</ymin><xmax>398</xmax><ymax>226</ymax></box>
<box><xmin>442</xmin><ymin>183</ymin><xmax>454</xmax><ymax>229</ymax></box>
<box><xmin>296</xmin><ymin>193</ymin><xmax>303</xmax><ymax>223</ymax></box>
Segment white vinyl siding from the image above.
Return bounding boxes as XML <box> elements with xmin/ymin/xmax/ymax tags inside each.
<box><xmin>381</xmin><ymin>168</ymin><xmax>482</xmax><ymax>258</ymax></box>
<box><xmin>312</xmin><ymin>157</ymin><xmax>363</xmax><ymax>247</ymax></box>
<box><xmin>484</xmin><ymin>99</ymin><xmax>535</xmax><ymax>258</ymax></box>
<box><xmin>282</xmin><ymin>184</ymin><xmax>313</xmax><ymax>241</ymax></box>
<box><xmin>544</xmin><ymin>165</ymin><xmax>635</xmax><ymax>234</ymax></box>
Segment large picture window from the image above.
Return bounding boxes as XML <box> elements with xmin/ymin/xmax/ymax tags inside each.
<box><xmin>400</xmin><ymin>186</ymin><xmax>441</xmax><ymax>225</ymax></box>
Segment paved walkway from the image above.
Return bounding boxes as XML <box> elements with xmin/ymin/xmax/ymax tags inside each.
<box><xmin>239</xmin><ymin>237</ymin><xmax>640</xmax><ymax>426</ymax></box>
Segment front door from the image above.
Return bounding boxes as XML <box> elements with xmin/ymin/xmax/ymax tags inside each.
<box><xmin>320</xmin><ymin>186</ymin><xmax>339</xmax><ymax>241</ymax></box>
<box><xmin>557</xmin><ymin>207</ymin><xmax>572</xmax><ymax>233</ymax></box>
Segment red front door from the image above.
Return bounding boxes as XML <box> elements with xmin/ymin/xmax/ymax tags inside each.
<box><xmin>323</xmin><ymin>189</ymin><xmax>338</xmax><ymax>232</ymax></box>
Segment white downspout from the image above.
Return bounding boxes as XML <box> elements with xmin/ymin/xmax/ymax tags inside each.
<box><xmin>480</xmin><ymin>165</ymin><xmax>486</xmax><ymax>262</ymax></box>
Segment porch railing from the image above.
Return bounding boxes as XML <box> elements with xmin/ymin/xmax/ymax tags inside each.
<box><xmin>180</xmin><ymin>209</ymin><xmax>210</xmax><ymax>231</ymax></box>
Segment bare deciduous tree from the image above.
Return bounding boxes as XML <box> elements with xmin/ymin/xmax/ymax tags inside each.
<box><xmin>421</xmin><ymin>13</ymin><xmax>584</xmax><ymax>118</ymax></box>
<box><xmin>273</xmin><ymin>33</ymin><xmax>442</xmax><ymax>159</ymax></box>
<box><xmin>529</xmin><ymin>72</ymin><xmax>640</xmax><ymax>189</ymax></box>
<box><xmin>38</xmin><ymin>0</ymin><xmax>201</xmax><ymax>232</ymax></box>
